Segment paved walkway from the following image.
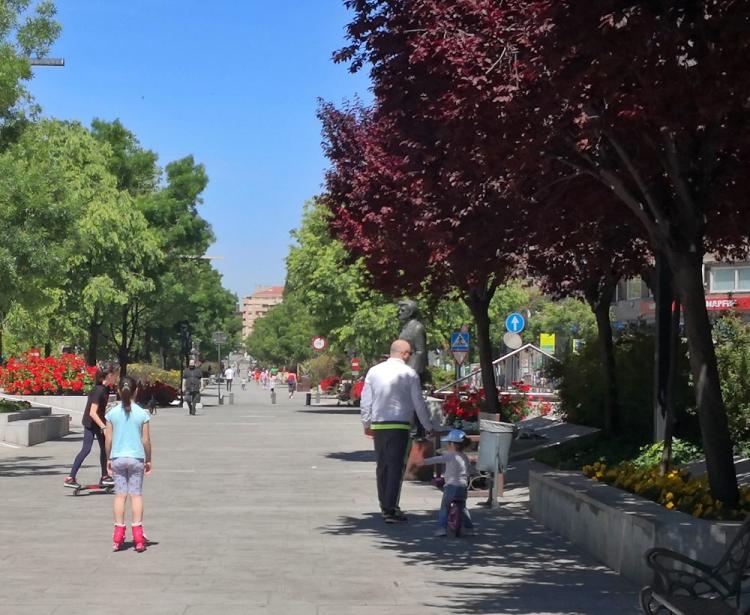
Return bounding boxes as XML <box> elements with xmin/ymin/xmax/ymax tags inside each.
<box><xmin>0</xmin><ymin>385</ymin><xmax>639</xmax><ymax>614</ymax></box>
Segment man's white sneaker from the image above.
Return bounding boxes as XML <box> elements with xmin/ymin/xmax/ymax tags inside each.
<box><xmin>434</xmin><ymin>528</ymin><xmax>447</xmax><ymax>537</ymax></box>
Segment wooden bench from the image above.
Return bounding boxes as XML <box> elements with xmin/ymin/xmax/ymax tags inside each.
<box><xmin>639</xmin><ymin>514</ymin><xmax>750</xmax><ymax>614</ymax></box>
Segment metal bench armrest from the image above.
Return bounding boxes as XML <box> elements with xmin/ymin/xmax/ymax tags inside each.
<box><xmin>646</xmin><ymin>548</ymin><xmax>732</xmax><ymax>599</ymax></box>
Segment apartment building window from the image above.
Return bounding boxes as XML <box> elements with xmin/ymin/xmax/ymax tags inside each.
<box><xmin>615</xmin><ymin>277</ymin><xmax>652</xmax><ymax>302</ymax></box>
<box><xmin>710</xmin><ymin>267</ymin><xmax>750</xmax><ymax>293</ymax></box>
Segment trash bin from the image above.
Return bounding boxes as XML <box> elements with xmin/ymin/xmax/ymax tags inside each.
<box><xmin>478</xmin><ymin>419</ymin><xmax>515</xmax><ymax>474</ymax></box>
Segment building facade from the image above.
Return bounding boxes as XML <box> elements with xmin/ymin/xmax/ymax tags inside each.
<box><xmin>242</xmin><ymin>286</ymin><xmax>284</xmax><ymax>339</ymax></box>
<box><xmin>613</xmin><ymin>257</ymin><xmax>750</xmax><ymax>324</ymax></box>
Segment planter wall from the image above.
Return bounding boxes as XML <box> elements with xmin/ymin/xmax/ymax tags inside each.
<box><xmin>0</xmin><ymin>394</ymin><xmax>88</xmax><ymax>427</ymax></box>
<box><xmin>529</xmin><ymin>461</ymin><xmax>741</xmax><ymax>586</ymax></box>
<box><xmin>0</xmin><ymin>407</ymin><xmax>70</xmax><ymax>446</ymax></box>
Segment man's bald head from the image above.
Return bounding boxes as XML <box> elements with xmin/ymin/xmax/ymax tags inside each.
<box><xmin>390</xmin><ymin>339</ymin><xmax>413</xmax><ymax>358</ymax></box>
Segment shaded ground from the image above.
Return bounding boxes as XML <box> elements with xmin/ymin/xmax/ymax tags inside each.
<box><xmin>0</xmin><ymin>384</ymin><xmax>639</xmax><ymax>614</ymax></box>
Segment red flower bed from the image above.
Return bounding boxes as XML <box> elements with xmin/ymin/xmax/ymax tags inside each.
<box><xmin>351</xmin><ymin>380</ymin><xmax>365</xmax><ymax>401</ymax></box>
<box><xmin>319</xmin><ymin>376</ymin><xmax>341</xmax><ymax>393</ymax></box>
<box><xmin>0</xmin><ymin>351</ymin><xmax>98</xmax><ymax>395</ymax></box>
<box><xmin>443</xmin><ymin>389</ymin><xmax>483</xmax><ymax>427</ymax></box>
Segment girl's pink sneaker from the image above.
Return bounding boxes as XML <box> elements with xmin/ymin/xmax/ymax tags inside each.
<box><xmin>112</xmin><ymin>524</ymin><xmax>126</xmax><ymax>551</ymax></box>
<box><xmin>132</xmin><ymin>524</ymin><xmax>146</xmax><ymax>552</ymax></box>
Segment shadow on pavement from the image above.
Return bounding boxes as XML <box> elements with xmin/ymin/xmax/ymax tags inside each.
<box><xmin>0</xmin><ymin>455</ymin><xmax>70</xmax><ymax>477</ymax></box>
<box><xmin>298</xmin><ymin>407</ymin><xmax>360</xmax><ymax>415</ymax></box>
<box><xmin>326</xmin><ymin>450</ymin><xmax>375</xmax><ymax>463</ymax></box>
<box><xmin>320</xmin><ymin>490</ymin><xmax>637</xmax><ymax>615</ymax></box>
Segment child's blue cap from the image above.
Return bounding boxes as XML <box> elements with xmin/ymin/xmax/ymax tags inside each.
<box><xmin>441</xmin><ymin>429</ymin><xmax>466</xmax><ymax>443</ymax></box>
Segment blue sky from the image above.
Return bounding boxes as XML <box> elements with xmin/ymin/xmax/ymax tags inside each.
<box><xmin>28</xmin><ymin>0</ymin><xmax>371</xmax><ymax>302</ymax></box>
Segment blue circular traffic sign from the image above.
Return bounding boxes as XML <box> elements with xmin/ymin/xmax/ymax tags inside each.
<box><xmin>505</xmin><ymin>312</ymin><xmax>525</xmax><ymax>333</ymax></box>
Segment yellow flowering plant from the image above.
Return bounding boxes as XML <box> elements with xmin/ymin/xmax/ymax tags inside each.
<box><xmin>581</xmin><ymin>460</ymin><xmax>750</xmax><ymax>520</ymax></box>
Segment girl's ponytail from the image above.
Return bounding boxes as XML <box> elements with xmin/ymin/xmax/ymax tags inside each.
<box><xmin>119</xmin><ymin>376</ymin><xmax>137</xmax><ymax>416</ymax></box>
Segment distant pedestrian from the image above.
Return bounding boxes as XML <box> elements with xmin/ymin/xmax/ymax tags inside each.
<box><xmin>419</xmin><ymin>429</ymin><xmax>475</xmax><ymax>537</ymax></box>
<box><xmin>182</xmin><ymin>358</ymin><xmax>203</xmax><ymax>416</ymax></box>
<box><xmin>360</xmin><ymin>339</ymin><xmax>433</xmax><ymax>523</ymax></box>
<box><xmin>105</xmin><ymin>376</ymin><xmax>152</xmax><ymax>552</ymax></box>
<box><xmin>224</xmin><ymin>365</ymin><xmax>234</xmax><ymax>391</ymax></box>
<box><xmin>287</xmin><ymin>371</ymin><xmax>297</xmax><ymax>399</ymax></box>
<box><xmin>269</xmin><ymin>372</ymin><xmax>277</xmax><ymax>404</ymax></box>
<box><xmin>64</xmin><ymin>363</ymin><xmax>119</xmax><ymax>490</ymax></box>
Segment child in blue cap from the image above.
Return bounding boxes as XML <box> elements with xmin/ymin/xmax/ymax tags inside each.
<box><xmin>419</xmin><ymin>429</ymin><xmax>475</xmax><ymax>536</ymax></box>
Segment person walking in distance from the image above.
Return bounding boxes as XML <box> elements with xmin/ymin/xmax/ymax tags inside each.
<box><xmin>224</xmin><ymin>365</ymin><xmax>234</xmax><ymax>391</ymax></box>
<box><xmin>182</xmin><ymin>358</ymin><xmax>203</xmax><ymax>416</ymax></box>
<box><xmin>286</xmin><ymin>370</ymin><xmax>297</xmax><ymax>399</ymax></box>
<box><xmin>360</xmin><ymin>339</ymin><xmax>433</xmax><ymax>523</ymax></box>
<box><xmin>105</xmin><ymin>376</ymin><xmax>152</xmax><ymax>552</ymax></box>
<box><xmin>63</xmin><ymin>363</ymin><xmax>118</xmax><ymax>489</ymax></box>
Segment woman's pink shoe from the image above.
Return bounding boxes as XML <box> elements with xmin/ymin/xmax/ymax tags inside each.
<box><xmin>112</xmin><ymin>524</ymin><xmax>126</xmax><ymax>551</ymax></box>
<box><xmin>132</xmin><ymin>524</ymin><xmax>146</xmax><ymax>552</ymax></box>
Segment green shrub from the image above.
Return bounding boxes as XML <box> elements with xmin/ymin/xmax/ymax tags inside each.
<box><xmin>429</xmin><ymin>365</ymin><xmax>456</xmax><ymax>390</ymax></box>
<box><xmin>631</xmin><ymin>438</ymin><xmax>702</xmax><ymax>468</ymax></box>
<box><xmin>299</xmin><ymin>354</ymin><xmax>339</xmax><ymax>386</ymax></box>
<box><xmin>127</xmin><ymin>364</ymin><xmax>181</xmax><ymax>389</ymax></box>
<box><xmin>550</xmin><ymin>323</ymin><xmax>698</xmax><ymax>442</ymax></box>
<box><xmin>0</xmin><ymin>399</ymin><xmax>31</xmax><ymax>413</ymax></box>
<box><xmin>535</xmin><ymin>432</ymin><xmax>643</xmax><ymax>470</ymax></box>
<box><xmin>714</xmin><ymin>315</ymin><xmax>750</xmax><ymax>450</ymax></box>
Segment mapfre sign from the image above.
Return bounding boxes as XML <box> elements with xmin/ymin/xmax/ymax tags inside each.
<box><xmin>642</xmin><ymin>295</ymin><xmax>750</xmax><ymax>315</ymax></box>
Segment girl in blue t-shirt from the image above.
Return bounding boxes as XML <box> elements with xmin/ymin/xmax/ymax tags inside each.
<box><xmin>105</xmin><ymin>376</ymin><xmax>152</xmax><ymax>552</ymax></box>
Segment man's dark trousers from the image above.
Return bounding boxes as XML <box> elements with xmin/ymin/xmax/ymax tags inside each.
<box><xmin>373</xmin><ymin>428</ymin><xmax>410</xmax><ymax>515</ymax></box>
<box><xmin>185</xmin><ymin>391</ymin><xmax>200</xmax><ymax>415</ymax></box>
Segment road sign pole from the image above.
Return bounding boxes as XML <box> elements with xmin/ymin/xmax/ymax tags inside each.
<box><xmin>217</xmin><ymin>341</ymin><xmax>221</xmax><ymax>401</ymax></box>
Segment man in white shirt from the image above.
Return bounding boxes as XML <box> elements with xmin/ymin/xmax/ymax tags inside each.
<box><xmin>224</xmin><ymin>366</ymin><xmax>234</xmax><ymax>391</ymax></box>
<box><xmin>360</xmin><ymin>339</ymin><xmax>433</xmax><ymax>523</ymax></box>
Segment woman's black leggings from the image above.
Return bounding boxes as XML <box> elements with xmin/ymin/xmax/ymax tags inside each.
<box><xmin>70</xmin><ymin>426</ymin><xmax>107</xmax><ymax>479</ymax></box>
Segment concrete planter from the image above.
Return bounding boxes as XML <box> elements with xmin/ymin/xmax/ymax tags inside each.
<box><xmin>0</xmin><ymin>394</ymin><xmax>87</xmax><ymax>426</ymax></box>
<box><xmin>0</xmin><ymin>407</ymin><xmax>70</xmax><ymax>446</ymax></box>
<box><xmin>528</xmin><ymin>461</ymin><xmax>742</xmax><ymax>586</ymax></box>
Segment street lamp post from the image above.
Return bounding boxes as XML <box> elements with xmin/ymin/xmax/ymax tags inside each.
<box><xmin>212</xmin><ymin>330</ymin><xmax>227</xmax><ymax>403</ymax></box>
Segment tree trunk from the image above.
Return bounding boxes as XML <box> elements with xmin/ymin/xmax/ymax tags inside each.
<box><xmin>44</xmin><ymin>341</ymin><xmax>52</xmax><ymax>358</ymax></box>
<box><xmin>653</xmin><ymin>252</ymin><xmax>673</xmax><ymax>443</ymax></box>
<box><xmin>464</xmin><ymin>288</ymin><xmax>501</xmax><ymax>415</ymax></box>
<box><xmin>86</xmin><ymin>308</ymin><xmax>100</xmax><ymax>366</ymax></box>
<box><xmin>143</xmin><ymin>329</ymin><xmax>152</xmax><ymax>364</ymax></box>
<box><xmin>590</xmin><ymin>288</ymin><xmax>618</xmax><ymax>436</ymax></box>
<box><xmin>118</xmin><ymin>306</ymin><xmax>129</xmax><ymax>378</ymax></box>
<box><xmin>660</xmin><ymin>299</ymin><xmax>681</xmax><ymax>474</ymax></box>
<box><xmin>670</xmin><ymin>253</ymin><xmax>738</xmax><ymax>506</ymax></box>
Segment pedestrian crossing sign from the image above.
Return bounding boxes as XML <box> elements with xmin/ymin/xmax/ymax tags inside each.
<box><xmin>450</xmin><ymin>332</ymin><xmax>470</xmax><ymax>351</ymax></box>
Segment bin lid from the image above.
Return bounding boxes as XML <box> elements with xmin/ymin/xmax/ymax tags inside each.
<box><xmin>479</xmin><ymin>419</ymin><xmax>515</xmax><ymax>433</ymax></box>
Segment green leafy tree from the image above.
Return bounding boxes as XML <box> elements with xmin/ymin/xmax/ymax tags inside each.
<box><xmin>90</xmin><ymin>120</ymin><xmax>223</xmax><ymax>370</ymax></box>
<box><xmin>247</xmin><ymin>295</ymin><xmax>315</xmax><ymax>368</ymax></box>
<box><xmin>714</xmin><ymin>315</ymin><xmax>750</xmax><ymax>451</ymax></box>
<box><xmin>0</xmin><ymin>0</ymin><xmax>60</xmax><ymax>145</ymax></box>
<box><xmin>527</xmin><ymin>298</ymin><xmax>598</xmax><ymax>355</ymax></box>
<box><xmin>0</xmin><ymin>120</ymin><xmax>118</xmax><ymax>359</ymax></box>
<box><xmin>285</xmin><ymin>198</ymin><xmax>396</xmax><ymax>362</ymax></box>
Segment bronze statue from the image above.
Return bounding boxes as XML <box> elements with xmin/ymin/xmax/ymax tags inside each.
<box><xmin>397</xmin><ymin>299</ymin><xmax>427</xmax><ymax>381</ymax></box>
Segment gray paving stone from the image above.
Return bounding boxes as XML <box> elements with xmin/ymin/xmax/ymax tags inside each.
<box><xmin>0</xmin><ymin>384</ymin><xmax>640</xmax><ymax>614</ymax></box>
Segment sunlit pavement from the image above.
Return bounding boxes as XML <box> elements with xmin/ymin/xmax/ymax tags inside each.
<box><xmin>0</xmin><ymin>384</ymin><xmax>639</xmax><ymax>614</ymax></box>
